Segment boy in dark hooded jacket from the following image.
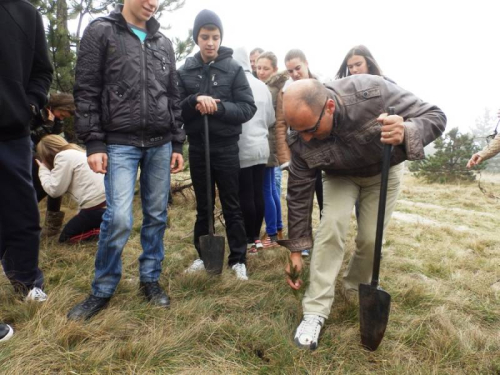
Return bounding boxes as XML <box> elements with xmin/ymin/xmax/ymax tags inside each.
<box><xmin>68</xmin><ymin>0</ymin><xmax>185</xmax><ymax>320</ymax></box>
<box><xmin>177</xmin><ymin>9</ymin><xmax>257</xmax><ymax>280</ymax></box>
<box><xmin>0</xmin><ymin>0</ymin><xmax>53</xmax><ymax>303</ymax></box>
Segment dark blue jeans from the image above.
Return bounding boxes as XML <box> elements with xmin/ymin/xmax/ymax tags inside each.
<box><xmin>189</xmin><ymin>143</ymin><xmax>247</xmax><ymax>266</ymax></box>
<box><xmin>0</xmin><ymin>136</ymin><xmax>43</xmax><ymax>291</ymax></box>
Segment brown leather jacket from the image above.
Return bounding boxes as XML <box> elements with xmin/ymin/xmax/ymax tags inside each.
<box><xmin>281</xmin><ymin>75</ymin><xmax>447</xmax><ymax>252</ymax></box>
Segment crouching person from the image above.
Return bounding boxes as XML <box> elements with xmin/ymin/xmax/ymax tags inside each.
<box><xmin>36</xmin><ymin>135</ymin><xmax>105</xmax><ymax>243</ymax></box>
<box><xmin>68</xmin><ymin>0</ymin><xmax>185</xmax><ymax>320</ymax></box>
<box><xmin>280</xmin><ymin>78</ymin><xmax>446</xmax><ymax>350</ymax></box>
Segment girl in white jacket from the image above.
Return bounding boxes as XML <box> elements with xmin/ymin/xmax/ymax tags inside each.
<box><xmin>36</xmin><ymin>135</ymin><xmax>106</xmax><ymax>243</ymax></box>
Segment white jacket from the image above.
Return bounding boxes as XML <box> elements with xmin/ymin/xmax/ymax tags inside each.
<box><xmin>38</xmin><ymin>149</ymin><xmax>105</xmax><ymax>209</ymax></box>
<box><xmin>233</xmin><ymin>47</ymin><xmax>275</xmax><ymax>169</ymax></box>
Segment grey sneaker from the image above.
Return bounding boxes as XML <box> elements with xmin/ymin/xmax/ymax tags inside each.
<box><xmin>25</xmin><ymin>287</ymin><xmax>47</xmax><ymax>302</ymax></box>
<box><xmin>184</xmin><ymin>259</ymin><xmax>205</xmax><ymax>273</ymax></box>
<box><xmin>0</xmin><ymin>324</ymin><xmax>14</xmax><ymax>342</ymax></box>
<box><xmin>231</xmin><ymin>263</ymin><xmax>248</xmax><ymax>281</ymax></box>
<box><xmin>294</xmin><ymin>314</ymin><xmax>325</xmax><ymax>350</ymax></box>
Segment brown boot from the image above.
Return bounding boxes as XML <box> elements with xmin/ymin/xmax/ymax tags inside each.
<box><xmin>41</xmin><ymin>211</ymin><xmax>65</xmax><ymax>238</ymax></box>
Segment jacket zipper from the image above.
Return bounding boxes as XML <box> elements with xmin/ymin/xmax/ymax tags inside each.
<box><xmin>139</xmin><ymin>41</ymin><xmax>148</xmax><ymax>147</ymax></box>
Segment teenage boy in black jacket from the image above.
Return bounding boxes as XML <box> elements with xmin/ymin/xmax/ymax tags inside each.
<box><xmin>0</xmin><ymin>0</ymin><xmax>53</xmax><ymax>303</ymax></box>
<box><xmin>177</xmin><ymin>9</ymin><xmax>257</xmax><ymax>280</ymax></box>
<box><xmin>68</xmin><ymin>0</ymin><xmax>185</xmax><ymax>320</ymax></box>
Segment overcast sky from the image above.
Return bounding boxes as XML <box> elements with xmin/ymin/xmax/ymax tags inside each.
<box><xmin>76</xmin><ymin>0</ymin><xmax>500</xmax><ymax>134</ymax></box>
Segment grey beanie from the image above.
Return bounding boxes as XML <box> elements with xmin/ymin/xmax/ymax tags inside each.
<box><xmin>193</xmin><ymin>9</ymin><xmax>223</xmax><ymax>45</ymax></box>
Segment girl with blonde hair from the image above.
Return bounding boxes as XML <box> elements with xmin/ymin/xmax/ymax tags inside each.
<box><xmin>36</xmin><ymin>135</ymin><xmax>106</xmax><ymax>243</ymax></box>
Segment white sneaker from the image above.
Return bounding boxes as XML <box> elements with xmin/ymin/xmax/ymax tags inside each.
<box><xmin>184</xmin><ymin>259</ymin><xmax>205</xmax><ymax>273</ymax></box>
<box><xmin>0</xmin><ymin>324</ymin><xmax>14</xmax><ymax>342</ymax></box>
<box><xmin>301</xmin><ymin>249</ymin><xmax>310</xmax><ymax>257</ymax></box>
<box><xmin>25</xmin><ymin>287</ymin><xmax>47</xmax><ymax>302</ymax></box>
<box><xmin>231</xmin><ymin>263</ymin><xmax>248</xmax><ymax>281</ymax></box>
<box><xmin>294</xmin><ymin>314</ymin><xmax>325</xmax><ymax>350</ymax></box>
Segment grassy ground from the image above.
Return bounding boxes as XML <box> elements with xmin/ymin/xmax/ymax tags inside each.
<box><xmin>1</xmin><ymin>169</ymin><xmax>499</xmax><ymax>374</ymax></box>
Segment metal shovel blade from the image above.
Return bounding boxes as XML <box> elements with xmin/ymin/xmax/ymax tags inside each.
<box><xmin>199</xmin><ymin>234</ymin><xmax>225</xmax><ymax>275</ymax></box>
<box><xmin>359</xmin><ymin>283</ymin><xmax>391</xmax><ymax>351</ymax></box>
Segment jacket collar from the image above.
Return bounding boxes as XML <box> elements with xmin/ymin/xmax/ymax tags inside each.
<box><xmin>184</xmin><ymin>46</ymin><xmax>234</xmax><ymax>72</ymax></box>
<box><xmin>102</xmin><ymin>4</ymin><xmax>161</xmax><ymax>38</ymax></box>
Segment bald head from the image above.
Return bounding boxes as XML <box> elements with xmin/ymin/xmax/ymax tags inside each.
<box><xmin>283</xmin><ymin>79</ymin><xmax>335</xmax><ymax>141</ymax></box>
<box><xmin>284</xmin><ymin>79</ymin><xmax>327</xmax><ymax>123</ymax></box>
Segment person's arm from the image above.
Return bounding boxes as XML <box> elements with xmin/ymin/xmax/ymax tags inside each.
<box><xmin>279</xmin><ymin>152</ymin><xmax>317</xmax><ymax>250</ymax></box>
<box><xmin>275</xmin><ymin>90</ymin><xmax>292</xmax><ymax>168</ymax></box>
<box><xmin>37</xmin><ymin>154</ymin><xmax>73</xmax><ymax>198</ymax></box>
<box><xmin>177</xmin><ymin>70</ymin><xmax>202</xmax><ymax>122</ymax></box>
<box><xmin>73</xmin><ymin>21</ymin><xmax>107</xmax><ymax>157</ymax></box>
<box><xmin>381</xmin><ymin>80</ymin><xmax>447</xmax><ymax>160</ymax></box>
<box><xmin>164</xmin><ymin>39</ymin><xmax>185</xmax><ymax>159</ymax></box>
<box><xmin>467</xmin><ymin>134</ymin><xmax>500</xmax><ymax>168</ymax></box>
<box><xmin>27</xmin><ymin>10</ymin><xmax>53</xmax><ymax>113</ymax></box>
<box><xmin>212</xmin><ymin>66</ymin><xmax>257</xmax><ymax>124</ymax></box>
<box><xmin>278</xmin><ymin>152</ymin><xmax>316</xmax><ymax>290</ymax></box>
<box><xmin>265</xmin><ymin>89</ymin><xmax>276</xmax><ymax>128</ymax></box>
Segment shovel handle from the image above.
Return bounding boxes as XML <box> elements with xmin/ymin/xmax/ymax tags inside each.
<box><xmin>371</xmin><ymin>107</ymin><xmax>395</xmax><ymax>287</ymax></box>
<box><xmin>204</xmin><ymin>115</ymin><xmax>214</xmax><ymax>236</ymax></box>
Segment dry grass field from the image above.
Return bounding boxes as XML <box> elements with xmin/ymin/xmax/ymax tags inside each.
<box><xmin>1</xmin><ymin>168</ymin><xmax>499</xmax><ymax>374</ymax></box>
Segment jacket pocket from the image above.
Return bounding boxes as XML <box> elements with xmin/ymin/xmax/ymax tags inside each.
<box><xmin>152</xmin><ymin>51</ymin><xmax>170</xmax><ymax>82</ymax></box>
<box><xmin>210</xmin><ymin>75</ymin><xmax>232</xmax><ymax>99</ymax></box>
<box><xmin>352</xmin><ymin>119</ymin><xmax>384</xmax><ymax>160</ymax></box>
<box><xmin>301</xmin><ymin>141</ymin><xmax>336</xmax><ymax>169</ymax></box>
<box><xmin>105</xmin><ymin>82</ymin><xmax>132</xmax><ymax>132</ymax></box>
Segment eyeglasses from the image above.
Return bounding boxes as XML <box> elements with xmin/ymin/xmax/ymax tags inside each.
<box><xmin>297</xmin><ymin>98</ymin><xmax>328</xmax><ymax>134</ymax></box>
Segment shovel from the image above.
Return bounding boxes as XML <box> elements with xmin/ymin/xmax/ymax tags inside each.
<box><xmin>198</xmin><ymin>115</ymin><xmax>225</xmax><ymax>274</ymax></box>
<box><xmin>358</xmin><ymin>107</ymin><xmax>396</xmax><ymax>351</ymax></box>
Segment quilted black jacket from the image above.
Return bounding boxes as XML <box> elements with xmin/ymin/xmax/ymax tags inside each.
<box><xmin>74</xmin><ymin>6</ymin><xmax>185</xmax><ymax>155</ymax></box>
<box><xmin>177</xmin><ymin>47</ymin><xmax>256</xmax><ymax>146</ymax></box>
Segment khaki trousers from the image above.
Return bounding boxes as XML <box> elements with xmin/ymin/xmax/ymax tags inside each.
<box><xmin>302</xmin><ymin>163</ymin><xmax>404</xmax><ymax>318</ymax></box>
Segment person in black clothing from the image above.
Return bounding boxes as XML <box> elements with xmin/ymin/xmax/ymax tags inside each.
<box><xmin>177</xmin><ymin>9</ymin><xmax>257</xmax><ymax>280</ymax></box>
<box><xmin>67</xmin><ymin>0</ymin><xmax>185</xmax><ymax>320</ymax></box>
<box><xmin>0</xmin><ymin>0</ymin><xmax>52</xmax><ymax>302</ymax></box>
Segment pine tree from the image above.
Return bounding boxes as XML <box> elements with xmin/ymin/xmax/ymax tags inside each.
<box><xmin>410</xmin><ymin>127</ymin><xmax>484</xmax><ymax>183</ymax></box>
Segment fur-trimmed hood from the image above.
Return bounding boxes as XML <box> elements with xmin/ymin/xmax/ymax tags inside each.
<box><xmin>266</xmin><ymin>70</ymin><xmax>289</xmax><ymax>91</ymax></box>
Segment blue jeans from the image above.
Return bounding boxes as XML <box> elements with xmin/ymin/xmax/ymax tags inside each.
<box><xmin>92</xmin><ymin>143</ymin><xmax>172</xmax><ymax>298</ymax></box>
<box><xmin>263</xmin><ymin>167</ymin><xmax>283</xmax><ymax>236</ymax></box>
<box><xmin>275</xmin><ymin>167</ymin><xmax>282</xmax><ymax>194</ymax></box>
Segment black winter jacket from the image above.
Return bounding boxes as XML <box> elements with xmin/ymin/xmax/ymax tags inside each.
<box><xmin>0</xmin><ymin>0</ymin><xmax>53</xmax><ymax>141</ymax></box>
<box><xmin>177</xmin><ymin>47</ymin><xmax>256</xmax><ymax>146</ymax></box>
<box><xmin>74</xmin><ymin>6</ymin><xmax>185</xmax><ymax>155</ymax></box>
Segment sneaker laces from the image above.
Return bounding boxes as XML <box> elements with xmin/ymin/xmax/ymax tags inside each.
<box><xmin>26</xmin><ymin>287</ymin><xmax>47</xmax><ymax>302</ymax></box>
<box><xmin>297</xmin><ymin>315</ymin><xmax>324</xmax><ymax>340</ymax></box>
<box><xmin>188</xmin><ymin>259</ymin><xmax>204</xmax><ymax>270</ymax></box>
<box><xmin>232</xmin><ymin>263</ymin><xmax>248</xmax><ymax>280</ymax></box>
